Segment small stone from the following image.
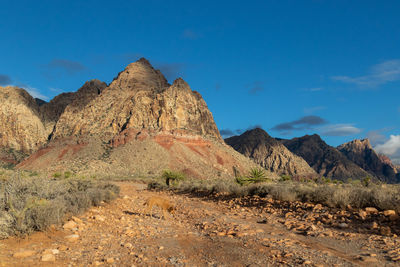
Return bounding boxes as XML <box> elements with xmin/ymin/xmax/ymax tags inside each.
<box><xmin>106</xmin><ymin>257</ymin><xmax>114</xmax><ymax>263</ymax></box>
<box><xmin>380</xmin><ymin>226</ymin><xmax>391</xmax><ymax>236</ymax></box>
<box><xmin>159</xmin><ymin>246</ymin><xmax>164</xmax><ymax>250</ymax></box>
<box><xmin>360</xmin><ymin>256</ymin><xmax>378</xmax><ymax>262</ymax></box>
<box><xmin>13</xmin><ymin>250</ymin><xmax>36</xmax><ymax>258</ymax></box>
<box><xmin>63</xmin><ymin>220</ymin><xmax>77</xmax><ymax>230</ymax></box>
<box><xmin>303</xmin><ymin>260</ymin><xmax>312</xmax><ymax>265</ymax></box>
<box><xmin>94</xmin><ymin>215</ymin><xmax>105</xmax><ymax>221</ymax></box>
<box><xmin>383</xmin><ymin>210</ymin><xmax>396</xmax><ymax>216</ymax></box>
<box><xmin>365</xmin><ymin>207</ymin><xmax>378</xmax><ymax>214</ymax></box>
<box><xmin>58</xmin><ymin>245</ymin><xmax>68</xmax><ymax>251</ymax></box>
<box><xmin>358</xmin><ymin>210</ymin><xmax>367</xmax><ymax>220</ymax></box>
<box><xmin>71</xmin><ymin>216</ymin><xmax>83</xmax><ymax>224</ymax></box>
<box><xmin>338</xmin><ymin>223</ymin><xmax>348</xmax><ymax>229</ymax></box>
<box><xmin>41</xmin><ymin>254</ymin><xmax>56</xmax><ymax>262</ymax></box>
<box><xmin>65</xmin><ymin>234</ymin><xmax>79</xmax><ymax>242</ymax></box>
<box><xmin>94</xmin><ymin>261</ymin><xmax>102</xmax><ymax>266</ymax></box>
<box><xmin>370</xmin><ymin>222</ymin><xmax>378</xmax><ymax>230</ymax></box>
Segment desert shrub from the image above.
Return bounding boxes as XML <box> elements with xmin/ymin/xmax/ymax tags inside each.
<box><xmin>362</xmin><ymin>176</ymin><xmax>372</xmax><ymax>187</ymax></box>
<box><xmin>162</xmin><ymin>170</ymin><xmax>185</xmax><ymax>187</ymax></box>
<box><xmin>235</xmin><ymin>168</ymin><xmax>270</xmax><ymax>186</ymax></box>
<box><xmin>0</xmin><ymin>175</ymin><xmax>119</xmax><ymax>238</ymax></box>
<box><xmin>64</xmin><ymin>171</ymin><xmax>73</xmax><ymax>179</ymax></box>
<box><xmin>280</xmin><ymin>175</ymin><xmax>292</xmax><ymax>182</ymax></box>
<box><xmin>53</xmin><ymin>172</ymin><xmax>62</xmax><ymax>178</ymax></box>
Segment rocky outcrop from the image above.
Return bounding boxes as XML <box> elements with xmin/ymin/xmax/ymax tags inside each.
<box><xmin>18</xmin><ymin>58</ymin><xmax>265</xmax><ymax>179</ymax></box>
<box><xmin>52</xmin><ymin>58</ymin><xmax>222</xmax><ymax>142</ymax></box>
<box><xmin>0</xmin><ymin>86</ymin><xmax>47</xmax><ymax>153</ymax></box>
<box><xmin>39</xmin><ymin>80</ymin><xmax>107</xmax><ymax>135</ymax></box>
<box><xmin>280</xmin><ymin>134</ymin><xmax>371</xmax><ymax>181</ymax></box>
<box><xmin>225</xmin><ymin>128</ymin><xmax>317</xmax><ymax>177</ymax></box>
<box><xmin>338</xmin><ymin>139</ymin><xmax>399</xmax><ymax>183</ymax></box>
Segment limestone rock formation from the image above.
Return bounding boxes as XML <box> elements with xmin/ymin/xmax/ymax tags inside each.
<box><xmin>19</xmin><ymin>58</ymin><xmax>266</xmax><ymax>179</ymax></box>
<box><xmin>52</xmin><ymin>59</ymin><xmax>221</xmax><ymax>142</ymax></box>
<box><xmin>40</xmin><ymin>79</ymin><xmax>107</xmax><ymax>135</ymax></box>
<box><xmin>225</xmin><ymin>128</ymin><xmax>317</xmax><ymax>177</ymax></box>
<box><xmin>338</xmin><ymin>139</ymin><xmax>399</xmax><ymax>183</ymax></box>
<box><xmin>280</xmin><ymin>134</ymin><xmax>371</xmax><ymax>181</ymax></box>
<box><xmin>0</xmin><ymin>86</ymin><xmax>47</xmax><ymax>153</ymax></box>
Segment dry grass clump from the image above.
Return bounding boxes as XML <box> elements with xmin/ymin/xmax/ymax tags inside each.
<box><xmin>0</xmin><ymin>174</ymin><xmax>119</xmax><ymax>239</ymax></box>
<box><xmin>149</xmin><ymin>177</ymin><xmax>400</xmax><ymax>212</ymax></box>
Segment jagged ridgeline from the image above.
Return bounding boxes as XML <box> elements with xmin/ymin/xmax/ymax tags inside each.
<box><xmin>1</xmin><ymin>58</ymin><xmax>270</xmax><ymax>179</ymax></box>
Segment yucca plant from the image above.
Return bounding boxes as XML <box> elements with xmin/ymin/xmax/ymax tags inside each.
<box><xmin>235</xmin><ymin>167</ymin><xmax>270</xmax><ymax>186</ymax></box>
<box><xmin>162</xmin><ymin>170</ymin><xmax>186</xmax><ymax>186</ymax></box>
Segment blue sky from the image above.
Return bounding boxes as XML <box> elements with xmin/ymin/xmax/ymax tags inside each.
<box><xmin>1</xmin><ymin>0</ymin><xmax>399</xmax><ymax>162</ymax></box>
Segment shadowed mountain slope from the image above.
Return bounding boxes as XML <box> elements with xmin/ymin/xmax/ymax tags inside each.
<box><xmin>280</xmin><ymin>134</ymin><xmax>371</xmax><ymax>181</ymax></box>
<box><xmin>225</xmin><ymin>128</ymin><xmax>317</xmax><ymax>178</ymax></box>
<box><xmin>338</xmin><ymin>139</ymin><xmax>399</xmax><ymax>183</ymax></box>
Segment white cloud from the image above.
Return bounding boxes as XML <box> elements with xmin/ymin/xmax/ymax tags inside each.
<box><xmin>332</xmin><ymin>59</ymin><xmax>400</xmax><ymax>87</ymax></box>
<box><xmin>366</xmin><ymin>130</ymin><xmax>387</xmax><ymax>146</ymax></box>
<box><xmin>375</xmin><ymin>135</ymin><xmax>400</xmax><ymax>156</ymax></box>
<box><xmin>320</xmin><ymin>124</ymin><xmax>361</xmax><ymax>136</ymax></box>
<box><xmin>23</xmin><ymin>86</ymin><xmax>49</xmax><ymax>100</ymax></box>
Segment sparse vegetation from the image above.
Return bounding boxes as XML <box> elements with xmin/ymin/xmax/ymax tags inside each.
<box><xmin>0</xmin><ymin>174</ymin><xmax>119</xmax><ymax>239</ymax></box>
<box><xmin>149</xmin><ymin>176</ymin><xmax>400</xmax><ymax>213</ymax></box>
<box><xmin>235</xmin><ymin>167</ymin><xmax>270</xmax><ymax>186</ymax></box>
<box><xmin>162</xmin><ymin>170</ymin><xmax>185</xmax><ymax>187</ymax></box>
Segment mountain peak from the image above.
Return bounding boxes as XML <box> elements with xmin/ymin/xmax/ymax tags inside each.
<box><xmin>225</xmin><ymin>128</ymin><xmax>316</xmax><ymax>177</ymax></box>
<box><xmin>110</xmin><ymin>58</ymin><xmax>169</xmax><ymax>91</ymax></box>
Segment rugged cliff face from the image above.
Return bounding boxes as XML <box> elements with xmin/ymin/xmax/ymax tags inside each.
<box><xmin>280</xmin><ymin>134</ymin><xmax>371</xmax><ymax>181</ymax></box>
<box><xmin>0</xmin><ymin>86</ymin><xmax>47</xmax><ymax>153</ymax></box>
<box><xmin>225</xmin><ymin>128</ymin><xmax>317</xmax><ymax>177</ymax></box>
<box><xmin>18</xmin><ymin>58</ymin><xmax>263</xmax><ymax>179</ymax></box>
<box><xmin>338</xmin><ymin>139</ymin><xmax>399</xmax><ymax>183</ymax></box>
<box><xmin>52</xmin><ymin>59</ymin><xmax>221</xmax><ymax>142</ymax></box>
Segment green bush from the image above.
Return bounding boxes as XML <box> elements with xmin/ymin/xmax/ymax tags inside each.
<box><xmin>0</xmin><ymin>175</ymin><xmax>119</xmax><ymax>238</ymax></box>
<box><xmin>161</xmin><ymin>170</ymin><xmax>185</xmax><ymax>187</ymax></box>
<box><xmin>53</xmin><ymin>172</ymin><xmax>62</xmax><ymax>178</ymax></box>
<box><xmin>280</xmin><ymin>175</ymin><xmax>292</xmax><ymax>182</ymax></box>
<box><xmin>235</xmin><ymin>168</ymin><xmax>270</xmax><ymax>186</ymax></box>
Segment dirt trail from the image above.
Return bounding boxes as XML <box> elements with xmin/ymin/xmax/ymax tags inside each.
<box><xmin>1</xmin><ymin>182</ymin><xmax>399</xmax><ymax>266</ymax></box>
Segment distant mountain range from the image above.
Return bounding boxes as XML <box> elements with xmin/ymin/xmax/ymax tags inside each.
<box><xmin>226</xmin><ymin>128</ymin><xmax>399</xmax><ymax>183</ymax></box>
<box><xmin>0</xmin><ymin>58</ymin><xmax>398</xmax><ymax>183</ymax></box>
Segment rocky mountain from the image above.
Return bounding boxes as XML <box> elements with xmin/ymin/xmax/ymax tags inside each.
<box><xmin>225</xmin><ymin>128</ymin><xmax>317</xmax><ymax>177</ymax></box>
<box><xmin>338</xmin><ymin>139</ymin><xmax>399</xmax><ymax>183</ymax></box>
<box><xmin>51</xmin><ymin>59</ymin><xmax>221</xmax><ymax>142</ymax></box>
<box><xmin>0</xmin><ymin>86</ymin><xmax>48</xmax><ymax>153</ymax></box>
<box><xmin>18</xmin><ymin>58</ymin><xmax>268</xmax><ymax>179</ymax></box>
<box><xmin>280</xmin><ymin>134</ymin><xmax>371</xmax><ymax>181</ymax></box>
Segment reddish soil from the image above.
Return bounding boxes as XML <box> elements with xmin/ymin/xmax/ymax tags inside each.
<box><xmin>1</xmin><ymin>182</ymin><xmax>400</xmax><ymax>266</ymax></box>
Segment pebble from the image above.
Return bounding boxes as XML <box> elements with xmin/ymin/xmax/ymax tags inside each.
<box><xmin>63</xmin><ymin>220</ymin><xmax>78</xmax><ymax>230</ymax></box>
<box><xmin>65</xmin><ymin>234</ymin><xmax>80</xmax><ymax>242</ymax></box>
<box><xmin>13</xmin><ymin>250</ymin><xmax>36</xmax><ymax>258</ymax></box>
<box><xmin>41</xmin><ymin>254</ymin><xmax>56</xmax><ymax>262</ymax></box>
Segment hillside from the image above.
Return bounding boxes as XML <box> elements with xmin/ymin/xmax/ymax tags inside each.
<box><xmin>280</xmin><ymin>134</ymin><xmax>371</xmax><ymax>181</ymax></box>
<box><xmin>17</xmin><ymin>58</ymin><xmax>269</xmax><ymax>180</ymax></box>
<box><xmin>338</xmin><ymin>139</ymin><xmax>400</xmax><ymax>183</ymax></box>
<box><xmin>225</xmin><ymin>128</ymin><xmax>317</xmax><ymax>178</ymax></box>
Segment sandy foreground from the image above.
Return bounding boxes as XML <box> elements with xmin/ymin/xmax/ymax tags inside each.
<box><xmin>1</xmin><ymin>182</ymin><xmax>399</xmax><ymax>266</ymax></box>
